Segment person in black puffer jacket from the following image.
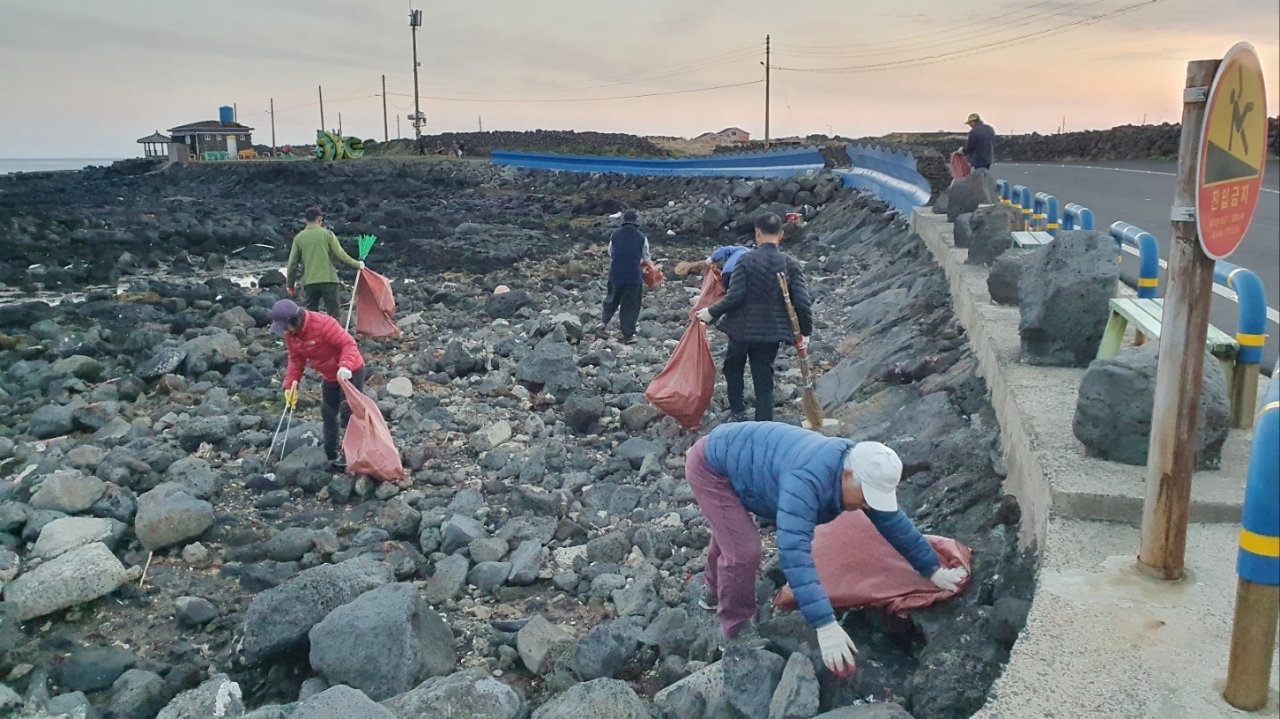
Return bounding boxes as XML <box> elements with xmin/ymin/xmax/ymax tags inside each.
<box><xmin>600</xmin><ymin>209</ymin><xmax>651</xmax><ymax>343</ymax></box>
<box><xmin>698</xmin><ymin>213</ymin><xmax>812</xmax><ymax>422</ymax></box>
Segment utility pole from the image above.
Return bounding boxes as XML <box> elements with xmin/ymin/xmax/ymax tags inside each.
<box><xmin>397</xmin><ymin>115</ymin><xmax>402</xmax><ymax>139</ymax></box>
<box><xmin>479</xmin><ymin>115</ymin><xmax>483</xmax><ymax>132</ymax></box>
<box><xmin>763</xmin><ymin>35</ymin><xmax>771</xmax><ymax>147</ymax></box>
<box><xmin>319</xmin><ymin>85</ymin><xmax>325</xmax><ymax>131</ymax></box>
<box><xmin>268</xmin><ymin>98</ymin><xmax>276</xmax><ymax>153</ymax></box>
<box><xmin>382</xmin><ymin>75</ymin><xmax>389</xmax><ymax>142</ymax></box>
<box><xmin>410</xmin><ymin>8</ymin><xmax>424</xmax><ymax>139</ymax></box>
<box><xmin>338</xmin><ymin>112</ymin><xmax>342</xmax><ymax>137</ymax></box>
<box><xmin>233</xmin><ymin>103</ymin><xmax>237</xmax><ymax>123</ymax></box>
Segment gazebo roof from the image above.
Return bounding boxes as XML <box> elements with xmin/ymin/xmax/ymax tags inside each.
<box><xmin>137</xmin><ymin>131</ymin><xmax>172</xmax><ymax>144</ymax></box>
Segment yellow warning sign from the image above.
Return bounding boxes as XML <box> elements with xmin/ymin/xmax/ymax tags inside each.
<box><xmin>1203</xmin><ymin>50</ymin><xmax>1267</xmax><ymax>185</ymax></box>
<box><xmin>1198</xmin><ymin>42</ymin><xmax>1268</xmax><ymax>260</ymax></box>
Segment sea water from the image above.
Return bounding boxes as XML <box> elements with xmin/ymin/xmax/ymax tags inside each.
<box><xmin>0</xmin><ymin>158</ymin><xmax>121</xmax><ymax>175</ymax></box>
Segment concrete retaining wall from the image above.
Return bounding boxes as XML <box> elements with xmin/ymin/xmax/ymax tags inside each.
<box><xmin>911</xmin><ymin>208</ymin><xmax>1258</xmax><ymax>548</ymax></box>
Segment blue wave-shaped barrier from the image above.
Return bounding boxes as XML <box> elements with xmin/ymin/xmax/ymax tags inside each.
<box><xmin>489</xmin><ymin>147</ymin><xmax>826</xmax><ymax>178</ymax></box>
<box><xmin>835</xmin><ymin>143</ymin><xmax>932</xmax><ymax>213</ymax></box>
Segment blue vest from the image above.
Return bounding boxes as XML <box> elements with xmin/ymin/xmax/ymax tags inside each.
<box><xmin>608</xmin><ymin>225</ymin><xmax>645</xmax><ymax>286</ymax></box>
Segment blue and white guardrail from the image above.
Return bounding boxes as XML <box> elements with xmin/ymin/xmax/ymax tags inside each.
<box><xmin>489</xmin><ymin>147</ymin><xmax>825</xmax><ymax>178</ymax></box>
<box><xmin>835</xmin><ymin>144</ymin><xmax>932</xmax><ymax>214</ymax></box>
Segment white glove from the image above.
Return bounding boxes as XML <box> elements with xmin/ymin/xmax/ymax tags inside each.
<box><xmin>815</xmin><ymin>621</ymin><xmax>858</xmax><ymax>676</ymax></box>
<box><xmin>930</xmin><ymin>566</ymin><xmax>968</xmax><ymax>592</ymax></box>
<box><xmin>357</xmin><ymin>261</ymin><xmax>365</xmax><ymax>270</ymax></box>
<box><xmin>336</xmin><ymin>366</ymin><xmax>353</xmax><ymax>381</ymax></box>
<box><xmin>696</xmin><ymin>308</ymin><xmax>713</xmax><ymax>324</ymax></box>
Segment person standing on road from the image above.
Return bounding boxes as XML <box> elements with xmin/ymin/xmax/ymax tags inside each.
<box><xmin>697</xmin><ymin>213</ymin><xmax>810</xmax><ymax>422</ymax></box>
<box><xmin>272</xmin><ymin>299</ymin><xmax>367</xmax><ymax>472</ymax></box>
<box><xmin>960</xmin><ymin>112</ymin><xmax>996</xmax><ymax>172</ymax></box>
<box><xmin>685</xmin><ymin>421</ymin><xmax>967</xmax><ymax>673</ymax></box>
<box><xmin>600</xmin><ymin>209</ymin><xmax>650</xmax><ymax>344</ymax></box>
<box><xmin>285</xmin><ymin>206</ymin><xmax>364</xmax><ymax>319</ymax></box>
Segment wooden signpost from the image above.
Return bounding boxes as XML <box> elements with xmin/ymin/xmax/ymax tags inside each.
<box><xmin>1138</xmin><ymin>43</ymin><xmax>1268</xmax><ymax>581</ymax></box>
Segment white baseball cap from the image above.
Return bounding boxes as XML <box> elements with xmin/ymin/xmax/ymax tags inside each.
<box><xmin>845</xmin><ymin>441</ymin><xmax>903</xmax><ymax>512</ymax></box>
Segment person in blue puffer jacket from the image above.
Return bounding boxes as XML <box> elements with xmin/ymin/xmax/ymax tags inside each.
<box><xmin>685</xmin><ymin>421</ymin><xmax>968</xmax><ymax>676</ymax></box>
<box><xmin>710</xmin><ymin>245</ymin><xmax>750</xmax><ymax>289</ymax></box>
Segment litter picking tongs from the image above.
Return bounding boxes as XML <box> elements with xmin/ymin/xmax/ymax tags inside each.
<box><xmin>270</xmin><ymin>385</ymin><xmax>298</xmax><ymax>462</ymax></box>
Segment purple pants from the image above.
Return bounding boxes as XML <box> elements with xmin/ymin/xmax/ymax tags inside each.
<box><xmin>686</xmin><ymin>436</ymin><xmax>762</xmax><ymax>638</ymax></box>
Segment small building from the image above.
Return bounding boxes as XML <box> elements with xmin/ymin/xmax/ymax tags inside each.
<box><xmin>696</xmin><ymin>127</ymin><xmax>751</xmax><ymax>143</ymax></box>
<box><xmin>168</xmin><ymin>120</ymin><xmax>254</xmax><ymax>159</ymax></box>
<box><xmin>136</xmin><ymin>131</ymin><xmax>171</xmax><ymax>158</ymax></box>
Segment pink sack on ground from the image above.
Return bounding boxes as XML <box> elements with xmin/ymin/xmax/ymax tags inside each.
<box><xmin>773</xmin><ymin>510</ymin><xmax>973</xmax><ymax>617</ymax></box>
<box><xmin>949</xmin><ymin>151</ymin><xmax>972</xmax><ymax>186</ymax></box>
<box><xmin>355</xmin><ymin>267</ymin><xmax>401</xmax><ymax>338</ymax></box>
<box><xmin>339</xmin><ymin>377</ymin><xmax>406</xmax><ymax>482</ymax></box>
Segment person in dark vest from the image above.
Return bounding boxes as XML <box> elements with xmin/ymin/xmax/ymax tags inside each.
<box><xmin>698</xmin><ymin>213</ymin><xmax>811</xmax><ymax>422</ymax></box>
<box><xmin>600</xmin><ymin>209</ymin><xmax>651</xmax><ymax>344</ymax></box>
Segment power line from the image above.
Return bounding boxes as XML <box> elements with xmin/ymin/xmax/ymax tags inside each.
<box><xmin>771</xmin><ymin>0</ymin><xmax>1091</xmax><ymax>54</ymax></box>
<box><xmin>774</xmin><ymin>0</ymin><xmax>1161</xmax><ymax>73</ymax></box>
<box><xmin>772</xmin><ymin>0</ymin><xmax>1110</xmax><ymax>60</ymax></box>
<box><xmin>380</xmin><ymin>44</ymin><xmax>762</xmax><ymax>97</ymax></box>
<box><xmin>384</xmin><ymin>77</ymin><xmax>762</xmax><ymax>104</ymax></box>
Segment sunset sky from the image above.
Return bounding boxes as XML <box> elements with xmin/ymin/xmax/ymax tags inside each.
<box><xmin>2</xmin><ymin>0</ymin><xmax>1277</xmax><ymax>158</ymax></box>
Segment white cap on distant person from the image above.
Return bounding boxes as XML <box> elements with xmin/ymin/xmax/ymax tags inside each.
<box><xmin>845</xmin><ymin>441</ymin><xmax>903</xmax><ymax>512</ymax></box>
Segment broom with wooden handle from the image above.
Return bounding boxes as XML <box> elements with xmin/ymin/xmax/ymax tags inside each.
<box><xmin>777</xmin><ymin>272</ymin><xmax>825</xmax><ymax>430</ymax></box>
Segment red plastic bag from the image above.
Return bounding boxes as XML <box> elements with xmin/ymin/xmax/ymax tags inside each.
<box><xmin>642</xmin><ymin>260</ymin><xmax>664</xmax><ymax>289</ymax></box>
<box><xmin>339</xmin><ymin>378</ymin><xmax>406</xmax><ymax>482</ymax></box>
<box><xmin>355</xmin><ymin>268</ymin><xmax>401</xmax><ymax>338</ymax></box>
<box><xmin>644</xmin><ymin>266</ymin><xmax>726</xmax><ymax>430</ymax></box>
<box><xmin>949</xmin><ymin>151</ymin><xmax>971</xmax><ymax>186</ymax></box>
<box><xmin>773</xmin><ymin>510</ymin><xmax>972</xmax><ymax>617</ymax></box>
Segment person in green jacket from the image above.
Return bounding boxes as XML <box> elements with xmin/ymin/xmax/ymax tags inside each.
<box><xmin>285</xmin><ymin>206</ymin><xmax>363</xmax><ymax>317</ymax></box>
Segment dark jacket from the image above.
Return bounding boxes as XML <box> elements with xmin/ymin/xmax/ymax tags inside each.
<box><xmin>607</xmin><ymin>224</ymin><xmax>647</xmax><ymax>286</ymax></box>
<box><xmin>704</xmin><ymin>421</ymin><xmax>941</xmax><ymax>627</ymax></box>
<box><xmin>963</xmin><ymin>122</ymin><xmax>996</xmax><ymax>169</ymax></box>
<box><xmin>708</xmin><ymin>243</ymin><xmax>811</xmax><ymax>344</ymax></box>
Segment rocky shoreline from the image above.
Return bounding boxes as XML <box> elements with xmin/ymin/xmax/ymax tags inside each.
<box><xmin>0</xmin><ymin>162</ymin><xmax>1031</xmax><ymax>719</ymax></box>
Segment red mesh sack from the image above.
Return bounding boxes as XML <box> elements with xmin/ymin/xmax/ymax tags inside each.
<box><xmin>690</xmin><ymin>264</ymin><xmax>726</xmax><ymax>319</ymax></box>
<box><xmin>773</xmin><ymin>510</ymin><xmax>973</xmax><ymax>617</ymax></box>
<box><xmin>340</xmin><ymin>378</ymin><xmax>406</xmax><ymax>482</ymax></box>
<box><xmin>643</xmin><ymin>266</ymin><xmax>726</xmax><ymax>430</ymax></box>
<box><xmin>949</xmin><ymin>151</ymin><xmax>972</xmax><ymax>186</ymax></box>
<box><xmin>354</xmin><ymin>268</ymin><xmax>401</xmax><ymax>338</ymax></box>
<box><xmin>644</xmin><ymin>322</ymin><xmax>717</xmax><ymax>430</ymax></box>
<box><xmin>642</xmin><ymin>260</ymin><xmax>664</xmax><ymax>289</ymax></box>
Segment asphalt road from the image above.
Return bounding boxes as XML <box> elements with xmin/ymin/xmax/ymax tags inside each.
<box><xmin>996</xmin><ymin>159</ymin><xmax>1279</xmax><ymax>370</ymax></box>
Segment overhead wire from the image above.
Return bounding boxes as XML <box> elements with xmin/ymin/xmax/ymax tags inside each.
<box><xmin>381</xmin><ymin>43</ymin><xmax>763</xmax><ymax>97</ymax></box>
<box><xmin>774</xmin><ymin>0</ymin><xmax>1161</xmax><ymax>73</ymax></box>
<box><xmin>384</xmin><ymin>76</ymin><xmax>763</xmax><ymax>103</ymax></box>
<box><xmin>770</xmin><ymin>0</ymin><xmax>1091</xmax><ymax>55</ymax></box>
<box><xmin>772</xmin><ymin>0</ymin><xmax>1114</xmax><ymax>61</ymax></box>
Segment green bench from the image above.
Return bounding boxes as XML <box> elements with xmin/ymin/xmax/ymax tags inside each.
<box><xmin>1097</xmin><ymin>297</ymin><xmax>1257</xmax><ymax>428</ymax></box>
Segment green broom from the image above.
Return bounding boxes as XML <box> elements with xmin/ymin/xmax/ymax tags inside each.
<box><xmin>345</xmin><ymin>235</ymin><xmax>379</xmax><ymax>331</ymax></box>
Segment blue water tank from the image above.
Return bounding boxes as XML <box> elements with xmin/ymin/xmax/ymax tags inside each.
<box><xmin>219</xmin><ymin>106</ymin><xmax>234</xmax><ymax>124</ymax></box>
